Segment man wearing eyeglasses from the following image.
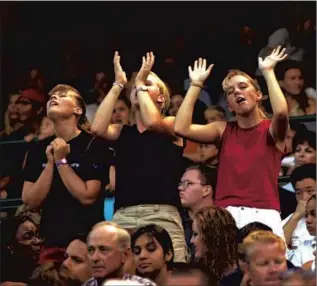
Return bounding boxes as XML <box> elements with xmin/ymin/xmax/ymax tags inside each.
<box><xmin>178</xmin><ymin>164</ymin><xmax>216</xmax><ymax>261</ymax></box>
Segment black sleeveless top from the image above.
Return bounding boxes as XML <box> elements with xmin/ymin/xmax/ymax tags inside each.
<box><xmin>114</xmin><ymin>125</ymin><xmax>184</xmax><ymax>210</ymax></box>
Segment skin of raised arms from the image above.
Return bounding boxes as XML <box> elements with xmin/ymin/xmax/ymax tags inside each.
<box><xmin>259</xmin><ymin>46</ymin><xmax>289</xmax><ymax>152</ymax></box>
<box><xmin>174</xmin><ymin>58</ymin><xmax>226</xmax><ymax>144</ymax></box>
<box><xmin>91</xmin><ymin>52</ymin><xmax>128</xmax><ymax>141</ymax></box>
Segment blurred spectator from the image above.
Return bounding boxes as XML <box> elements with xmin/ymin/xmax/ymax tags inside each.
<box><xmin>276</xmin><ymin>60</ymin><xmax>316</xmax><ymax>116</ymax></box>
<box><xmin>86</xmin><ymin>72</ymin><xmax>110</xmax><ymax>123</ymax></box>
<box><xmin>1</xmin><ymin>92</ymin><xmax>22</xmax><ymax>137</ymax></box>
<box><xmin>241</xmin><ymin>230</ymin><xmax>288</xmax><ymax>286</ymax></box>
<box><xmin>1</xmin><ymin>213</ymin><xmax>43</xmax><ymax>283</ymax></box>
<box><xmin>280</xmin><ymin>268</ymin><xmax>316</xmax><ymax>286</ymax></box>
<box><xmin>256</xmin><ymin>28</ymin><xmax>305</xmax><ymax>76</ymax></box>
<box><xmin>37</xmin><ymin>116</ymin><xmax>55</xmax><ymax>140</ymax></box>
<box><xmin>28</xmin><ymin>261</ymin><xmax>82</xmax><ymax>286</ymax></box>
<box><xmin>84</xmin><ymin>222</ymin><xmax>156</xmax><ymax>286</ymax></box>
<box><xmin>131</xmin><ymin>224</ymin><xmax>174</xmax><ymax>285</ymax></box>
<box><xmin>204</xmin><ymin>106</ymin><xmax>226</xmax><ymax>123</ymax></box>
<box><xmin>290</xmin><ymin>194</ymin><xmax>316</xmax><ymax>267</ymax></box>
<box><xmin>110</xmin><ymin>95</ymin><xmax>131</xmax><ymax>125</ymax></box>
<box><xmin>192</xmin><ymin>206</ymin><xmax>238</xmax><ymax>285</ymax></box>
<box><xmin>282</xmin><ymin>164</ymin><xmax>316</xmax><ymax>253</ymax></box>
<box><xmin>62</xmin><ymin>234</ymin><xmax>92</xmax><ymax>284</ymax></box>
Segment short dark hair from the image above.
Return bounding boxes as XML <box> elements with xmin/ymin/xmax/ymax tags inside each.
<box><xmin>275</xmin><ymin>60</ymin><xmax>304</xmax><ymax>81</ymax></box>
<box><xmin>292</xmin><ymin>130</ymin><xmax>316</xmax><ymax>152</ymax></box>
<box><xmin>117</xmin><ymin>95</ymin><xmax>131</xmax><ymax>109</ymax></box>
<box><xmin>131</xmin><ymin>224</ymin><xmax>174</xmax><ymax>266</ymax></box>
<box><xmin>236</xmin><ymin>222</ymin><xmax>273</xmax><ymax>244</ymax></box>
<box><xmin>185</xmin><ymin>164</ymin><xmax>217</xmax><ymax>197</ymax></box>
<box><xmin>291</xmin><ymin>164</ymin><xmax>316</xmax><ymax>188</ymax></box>
<box><xmin>69</xmin><ymin>233</ymin><xmax>88</xmax><ymax>244</ymax></box>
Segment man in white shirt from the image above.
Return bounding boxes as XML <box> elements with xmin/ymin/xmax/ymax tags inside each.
<box><xmin>282</xmin><ymin>164</ymin><xmax>316</xmax><ymax>259</ymax></box>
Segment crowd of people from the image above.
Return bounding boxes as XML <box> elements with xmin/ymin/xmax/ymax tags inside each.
<box><xmin>0</xmin><ymin>38</ymin><xmax>316</xmax><ymax>286</ymax></box>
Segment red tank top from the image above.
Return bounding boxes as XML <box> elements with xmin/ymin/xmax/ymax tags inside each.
<box><xmin>216</xmin><ymin>120</ymin><xmax>282</xmax><ymax>211</ymax></box>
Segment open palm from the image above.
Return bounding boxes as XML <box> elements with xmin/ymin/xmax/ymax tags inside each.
<box><xmin>258</xmin><ymin>46</ymin><xmax>288</xmax><ymax>71</ymax></box>
<box><xmin>189</xmin><ymin>58</ymin><xmax>214</xmax><ymax>83</ymax></box>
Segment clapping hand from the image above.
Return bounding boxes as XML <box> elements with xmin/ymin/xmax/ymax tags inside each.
<box><xmin>113</xmin><ymin>51</ymin><xmax>127</xmax><ymax>87</ymax></box>
<box><xmin>135</xmin><ymin>52</ymin><xmax>155</xmax><ymax>87</ymax></box>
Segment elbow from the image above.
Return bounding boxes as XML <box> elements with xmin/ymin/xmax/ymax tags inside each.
<box><xmin>174</xmin><ymin>124</ymin><xmax>186</xmax><ymax>137</ymax></box>
<box><xmin>274</xmin><ymin>110</ymin><xmax>289</xmax><ymax>119</ymax></box>
<box><xmin>22</xmin><ymin>195</ymin><xmax>39</xmax><ymax>209</ymax></box>
<box><xmin>80</xmin><ymin>197</ymin><xmax>97</xmax><ymax>206</ymax></box>
<box><xmin>144</xmin><ymin>116</ymin><xmax>162</xmax><ymax>130</ymax></box>
<box><xmin>90</xmin><ymin>124</ymin><xmax>103</xmax><ymax>137</ymax></box>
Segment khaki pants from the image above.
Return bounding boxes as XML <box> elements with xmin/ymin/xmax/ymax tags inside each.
<box><xmin>113</xmin><ymin>204</ymin><xmax>188</xmax><ymax>263</ymax></box>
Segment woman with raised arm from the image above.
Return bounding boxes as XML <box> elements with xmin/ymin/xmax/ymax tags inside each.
<box><xmin>175</xmin><ymin>47</ymin><xmax>289</xmax><ymax>237</ymax></box>
<box><xmin>91</xmin><ymin>52</ymin><xmax>187</xmax><ymax>263</ymax></box>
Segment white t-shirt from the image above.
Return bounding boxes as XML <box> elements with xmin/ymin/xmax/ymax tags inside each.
<box><xmin>290</xmin><ymin>237</ymin><xmax>316</xmax><ymax>267</ymax></box>
<box><xmin>282</xmin><ymin>213</ymin><xmax>315</xmax><ymax>259</ymax></box>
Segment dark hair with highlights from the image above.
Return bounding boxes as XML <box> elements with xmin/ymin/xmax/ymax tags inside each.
<box><xmin>48</xmin><ymin>84</ymin><xmax>90</xmax><ymax>132</ymax></box>
<box><xmin>194</xmin><ymin>206</ymin><xmax>238</xmax><ymax>284</ymax></box>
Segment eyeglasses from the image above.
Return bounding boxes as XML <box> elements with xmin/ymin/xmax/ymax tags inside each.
<box><xmin>178</xmin><ymin>180</ymin><xmax>206</xmax><ymax>189</ymax></box>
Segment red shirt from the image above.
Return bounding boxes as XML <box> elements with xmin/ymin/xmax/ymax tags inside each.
<box><xmin>216</xmin><ymin>120</ymin><xmax>282</xmax><ymax>211</ymax></box>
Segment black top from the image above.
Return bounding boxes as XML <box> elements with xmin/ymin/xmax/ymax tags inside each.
<box><xmin>114</xmin><ymin>125</ymin><xmax>185</xmax><ymax>210</ymax></box>
<box><xmin>23</xmin><ymin>131</ymin><xmax>111</xmax><ymax>247</ymax></box>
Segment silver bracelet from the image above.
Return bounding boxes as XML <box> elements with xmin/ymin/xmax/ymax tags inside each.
<box><xmin>113</xmin><ymin>82</ymin><xmax>124</xmax><ymax>89</ymax></box>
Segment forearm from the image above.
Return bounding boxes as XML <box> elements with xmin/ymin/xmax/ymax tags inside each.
<box><xmin>262</xmin><ymin>70</ymin><xmax>288</xmax><ymax>115</ymax></box>
<box><xmin>22</xmin><ymin>163</ymin><xmax>54</xmax><ymax>208</ymax></box>
<box><xmin>91</xmin><ymin>85</ymin><xmax>122</xmax><ymax>135</ymax></box>
<box><xmin>137</xmin><ymin>91</ymin><xmax>162</xmax><ymax>127</ymax></box>
<box><xmin>283</xmin><ymin>214</ymin><xmax>301</xmax><ymax>247</ymax></box>
<box><xmin>57</xmin><ymin>164</ymin><xmax>94</xmax><ymax>205</ymax></box>
<box><xmin>174</xmin><ymin>85</ymin><xmax>201</xmax><ymax>134</ymax></box>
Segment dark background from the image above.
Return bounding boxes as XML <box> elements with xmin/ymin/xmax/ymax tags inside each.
<box><xmin>1</xmin><ymin>1</ymin><xmax>316</xmax><ymax>120</ymax></box>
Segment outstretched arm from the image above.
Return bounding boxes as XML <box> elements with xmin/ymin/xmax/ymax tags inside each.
<box><xmin>259</xmin><ymin>46</ymin><xmax>289</xmax><ymax>151</ymax></box>
<box><xmin>174</xmin><ymin>58</ymin><xmax>225</xmax><ymax>144</ymax></box>
<box><xmin>91</xmin><ymin>52</ymin><xmax>127</xmax><ymax>141</ymax></box>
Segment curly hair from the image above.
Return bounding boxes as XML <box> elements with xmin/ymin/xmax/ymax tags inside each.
<box><xmin>194</xmin><ymin>206</ymin><xmax>238</xmax><ymax>284</ymax></box>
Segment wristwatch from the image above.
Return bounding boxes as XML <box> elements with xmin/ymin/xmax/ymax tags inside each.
<box><xmin>56</xmin><ymin>158</ymin><xmax>68</xmax><ymax>168</ymax></box>
<box><xmin>136</xmin><ymin>85</ymin><xmax>149</xmax><ymax>93</ymax></box>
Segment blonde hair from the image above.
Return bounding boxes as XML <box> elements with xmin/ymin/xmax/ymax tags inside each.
<box><xmin>243</xmin><ymin>230</ymin><xmax>286</xmax><ymax>262</ymax></box>
<box><xmin>91</xmin><ymin>221</ymin><xmax>131</xmax><ymax>249</ymax></box>
<box><xmin>149</xmin><ymin>71</ymin><xmax>171</xmax><ymax>115</ymax></box>
<box><xmin>222</xmin><ymin>70</ymin><xmax>267</xmax><ymax>119</ymax></box>
<box><xmin>48</xmin><ymin>84</ymin><xmax>90</xmax><ymax>132</ymax></box>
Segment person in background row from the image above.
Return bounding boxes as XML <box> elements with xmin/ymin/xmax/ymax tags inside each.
<box><xmin>1</xmin><ymin>213</ymin><xmax>43</xmax><ymax>284</ymax></box>
<box><xmin>204</xmin><ymin>106</ymin><xmax>226</xmax><ymax>124</ymax></box>
<box><xmin>22</xmin><ymin>84</ymin><xmax>111</xmax><ymax>263</ymax></box>
<box><xmin>175</xmin><ymin>47</ymin><xmax>289</xmax><ymax>237</ymax></box>
<box><xmin>91</xmin><ymin>52</ymin><xmax>187</xmax><ymax>262</ymax></box>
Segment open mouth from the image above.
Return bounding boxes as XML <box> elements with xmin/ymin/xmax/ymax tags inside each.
<box><xmin>236</xmin><ymin>97</ymin><xmax>246</xmax><ymax>104</ymax></box>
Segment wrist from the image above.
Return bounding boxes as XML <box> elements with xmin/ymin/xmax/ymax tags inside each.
<box><xmin>135</xmin><ymin>81</ymin><xmax>145</xmax><ymax>88</ymax></box>
<box><xmin>190</xmin><ymin>81</ymin><xmax>204</xmax><ymax>89</ymax></box>
<box><xmin>113</xmin><ymin>82</ymin><xmax>125</xmax><ymax>90</ymax></box>
<box><xmin>55</xmin><ymin>158</ymin><xmax>68</xmax><ymax>168</ymax></box>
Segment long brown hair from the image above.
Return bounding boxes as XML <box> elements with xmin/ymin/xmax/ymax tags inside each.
<box><xmin>222</xmin><ymin>69</ymin><xmax>267</xmax><ymax>119</ymax></box>
<box><xmin>194</xmin><ymin>206</ymin><xmax>238</xmax><ymax>285</ymax></box>
<box><xmin>48</xmin><ymin>84</ymin><xmax>90</xmax><ymax>132</ymax></box>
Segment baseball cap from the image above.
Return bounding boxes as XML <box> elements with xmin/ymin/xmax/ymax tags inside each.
<box><xmin>17</xmin><ymin>88</ymin><xmax>45</xmax><ymax>104</ymax></box>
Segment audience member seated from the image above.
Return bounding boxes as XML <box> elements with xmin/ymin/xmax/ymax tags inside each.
<box><xmin>28</xmin><ymin>261</ymin><xmax>82</xmax><ymax>286</ymax></box>
<box><xmin>290</xmin><ymin>194</ymin><xmax>316</xmax><ymax>267</ymax></box>
<box><xmin>191</xmin><ymin>206</ymin><xmax>238</xmax><ymax>285</ymax></box>
<box><xmin>280</xmin><ymin>268</ymin><xmax>316</xmax><ymax>286</ymax></box>
<box><xmin>282</xmin><ymin>164</ymin><xmax>316</xmax><ymax>255</ymax></box>
<box><xmin>204</xmin><ymin>106</ymin><xmax>226</xmax><ymax>124</ymax></box>
<box><xmin>62</xmin><ymin>233</ymin><xmax>92</xmax><ymax>284</ymax></box>
<box><xmin>84</xmin><ymin>221</ymin><xmax>156</xmax><ymax>286</ymax></box>
<box><xmin>131</xmin><ymin>224</ymin><xmax>174</xmax><ymax>285</ymax></box>
<box><xmin>276</xmin><ymin>60</ymin><xmax>316</xmax><ymax>116</ymax></box>
<box><xmin>1</xmin><ymin>213</ymin><xmax>43</xmax><ymax>284</ymax></box>
<box><xmin>241</xmin><ymin>230</ymin><xmax>288</xmax><ymax>286</ymax></box>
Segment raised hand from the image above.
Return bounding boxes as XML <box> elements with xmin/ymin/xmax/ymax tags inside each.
<box><xmin>258</xmin><ymin>46</ymin><xmax>288</xmax><ymax>71</ymax></box>
<box><xmin>135</xmin><ymin>52</ymin><xmax>155</xmax><ymax>86</ymax></box>
<box><xmin>113</xmin><ymin>51</ymin><xmax>127</xmax><ymax>86</ymax></box>
<box><xmin>45</xmin><ymin>145</ymin><xmax>54</xmax><ymax>164</ymax></box>
<box><xmin>188</xmin><ymin>58</ymin><xmax>214</xmax><ymax>85</ymax></box>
